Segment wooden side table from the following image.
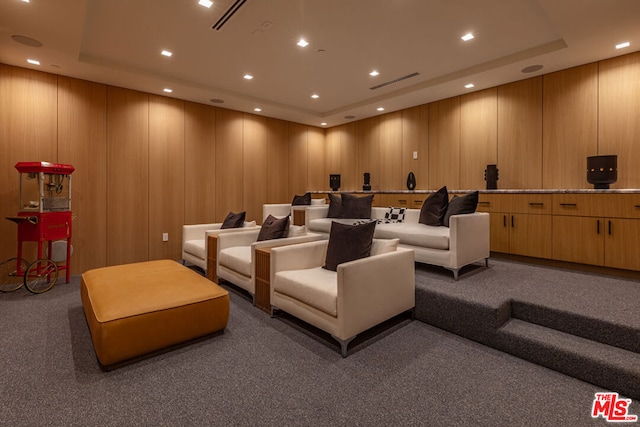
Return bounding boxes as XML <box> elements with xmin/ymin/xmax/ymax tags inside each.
<box><xmin>254</xmin><ymin>247</ymin><xmax>271</xmax><ymax>313</ymax></box>
<box><xmin>207</xmin><ymin>235</ymin><xmax>218</xmax><ymax>283</ymax></box>
<box><xmin>292</xmin><ymin>208</ymin><xmax>306</xmax><ymax>226</ymax></box>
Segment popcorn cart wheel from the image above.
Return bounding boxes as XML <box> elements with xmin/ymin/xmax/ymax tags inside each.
<box><xmin>3</xmin><ymin>162</ymin><xmax>74</xmax><ymax>294</ymax></box>
<box><xmin>0</xmin><ymin>257</ymin><xmax>29</xmax><ymax>293</ymax></box>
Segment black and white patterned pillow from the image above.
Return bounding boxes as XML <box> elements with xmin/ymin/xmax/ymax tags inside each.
<box><xmin>385</xmin><ymin>207</ymin><xmax>406</xmax><ymax>223</ymax></box>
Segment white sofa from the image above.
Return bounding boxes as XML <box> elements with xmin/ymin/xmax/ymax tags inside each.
<box><xmin>305</xmin><ymin>206</ymin><xmax>490</xmax><ymax>280</ymax></box>
<box><xmin>216</xmin><ymin>228</ymin><xmax>322</xmax><ymax>299</ymax></box>
<box><xmin>269</xmin><ymin>239</ymin><xmax>415</xmax><ymax>357</ymax></box>
<box><xmin>182</xmin><ymin>221</ymin><xmax>258</xmax><ymax>272</ymax></box>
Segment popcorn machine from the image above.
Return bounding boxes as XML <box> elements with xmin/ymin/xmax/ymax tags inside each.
<box><xmin>4</xmin><ymin>162</ymin><xmax>74</xmax><ymax>293</ymax></box>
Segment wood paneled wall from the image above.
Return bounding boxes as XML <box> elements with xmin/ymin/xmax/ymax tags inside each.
<box><xmin>2</xmin><ymin>50</ymin><xmax>640</xmax><ymax>271</ymax></box>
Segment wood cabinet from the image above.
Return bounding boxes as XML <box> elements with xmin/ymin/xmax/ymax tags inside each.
<box><xmin>481</xmin><ymin>193</ymin><xmax>553</xmax><ymax>258</ymax></box>
<box><xmin>552</xmin><ymin>194</ymin><xmax>640</xmax><ymax>270</ymax></box>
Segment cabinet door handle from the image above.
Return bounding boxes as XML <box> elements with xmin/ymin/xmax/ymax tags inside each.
<box><xmin>478</xmin><ymin>201</ymin><xmax>490</xmax><ymax>206</ymax></box>
<box><xmin>503</xmin><ymin>215</ymin><xmax>506</xmax><ymax>227</ymax></box>
<box><xmin>398</xmin><ymin>199</ymin><xmax>407</xmax><ymax>203</ymax></box>
<box><xmin>511</xmin><ymin>215</ymin><xmax>514</xmax><ymax>228</ymax></box>
<box><xmin>608</xmin><ymin>220</ymin><xmax>612</xmax><ymax>235</ymax></box>
<box><xmin>597</xmin><ymin>219</ymin><xmax>600</xmax><ymax>234</ymax></box>
<box><xmin>529</xmin><ymin>202</ymin><xmax>544</xmax><ymax>206</ymax></box>
<box><xmin>634</xmin><ymin>205</ymin><xmax>640</xmax><ymax>208</ymax></box>
<box><xmin>559</xmin><ymin>203</ymin><xmax>577</xmax><ymax>207</ymax></box>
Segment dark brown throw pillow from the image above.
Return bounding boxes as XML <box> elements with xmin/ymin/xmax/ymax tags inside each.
<box><xmin>291</xmin><ymin>192</ymin><xmax>311</xmax><ymax>206</ymax></box>
<box><xmin>419</xmin><ymin>186</ymin><xmax>449</xmax><ymax>226</ymax></box>
<box><xmin>340</xmin><ymin>193</ymin><xmax>374</xmax><ymax>219</ymax></box>
<box><xmin>443</xmin><ymin>191</ymin><xmax>479</xmax><ymax>227</ymax></box>
<box><xmin>327</xmin><ymin>193</ymin><xmax>342</xmax><ymax>218</ymax></box>
<box><xmin>257</xmin><ymin>214</ymin><xmax>290</xmax><ymax>241</ymax></box>
<box><xmin>323</xmin><ymin>220</ymin><xmax>376</xmax><ymax>271</ymax></box>
<box><xmin>221</xmin><ymin>211</ymin><xmax>246</xmax><ymax>229</ymax></box>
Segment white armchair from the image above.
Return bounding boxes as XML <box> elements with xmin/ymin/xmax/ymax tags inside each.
<box><xmin>269</xmin><ymin>239</ymin><xmax>415</xmax><ymax>357</ymax></box>
<box><xmin>181</xmin><ymin>221</ymin><xmax>258</xmax><ymax>272</ymax></box>
<box><xmin>216</xmin><ymin>229</ymin><xmax>322</xmax><ymax>299</ymax></box>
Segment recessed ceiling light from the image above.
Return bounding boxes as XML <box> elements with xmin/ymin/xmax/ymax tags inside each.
<box><xmin>163</xmin><ymin>88</ymin><xmax>173</xmax><ymax>93</ymax></box>
<box><xmin>161</xmin><ymin>50</ymin><xmax>172</xmax><ymax>57</ymax></box>
<box><xmin>461</xmin><ymin>33</ymin><xmax>474</xmax><ymax>42</ymax></box>
<box><xmin>210</xmin><ymin>98</ymin><xmax>224</xmax><ymax>104</ymax></box>
<box><xmin>244</xmin><ymin>74</ymin><xmax>254</xmax><ymax>80</ymax></box>
<box><xmin>521</xmin><ymin>64</ymin><xmax>543</xmax><ymax>73</ymax></box>
<box><xmin>377</xmin><ymin>107</ymin><xmax>385</xmax><ymax>112</ymax></box>
<box><xmin>616</xmin><ymin>41</ymin><xmax>631</xmax><ymax>49</ymax></box>
<box><xmin>465</xmin><ymin>83</ymin><xmax>475</xmax><ymax>89</ymax></box>
<box><xmin>27</xmin><ymin>59</ymin><xmax>40</xmax><ymax>65</ymax></box>
<box><xmin>321</xmin><ymin>122</ymin><xmax>328</xmax><ymax>126</ymax></box>
<box><xmin>311</xmin><ymin>94</ymin><xmax>319</xmax><ymax>99</ymax></box>
<box><xmin>198</xmin><ymin>0</ymin><xmax>213</xmax><ymax>8</ymax></box>
<box><xmin>21</xmin><ymin>0</ymin><xmax>30</xmax><ymax>3</ymax></box>
<box><xmin>369</xmin><ymin>70</ymin><xmax>380</xmax><ymax>77</ymax></box>
<box><xmin>297</xmin><ymin>38</ymin><xmax>309</xmax><ymax>47</ymax></box>
<box><xmin>344</xmin><ymin>115</ymin><xmax>356</xmax><ymax>120</ymax></box>
<box><xmin>254</xmin><ymin>107</ymin><xmax>262</xmax><ymax>112</ymax></box>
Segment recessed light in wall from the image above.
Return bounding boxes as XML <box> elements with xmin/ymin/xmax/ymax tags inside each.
<box><xmin>254</xmin><ymin>107</ymin><xmax>262</xmax><ymax>112</ymax></box>
<box><xmin>464</xmin><ymin>83</ymin><xmax>475</xmax><ymax>89</ymax></box>
<box><xmin>297</xmin><ymin>38</ymin><xmax>309</xmax><ymax>47</ymax></box>
<box><xmin>243</xmin><ymin>74</ymin><xmax>254</xmax><ymax>80</ymax></box>
<box><xmin>377</xmin><ymin>107</ymin><xmax>385</xmax><ymax>112</ymax></box>
<box><xmin>198</xmin><ymin>0</ymin><xmax>213</xmax><ymax>8</ymax></box>
<box><xmin>161</xmin><ymin>50</ymin><xmax>173</xmax><ymax>57</ymax></box>
<box><xmin>27</xmin><ymin>59</ymin><xmax>40</xmax><ymax>65</ymax></box>
<box><xmin>369</xmin><ymin>70</ymin><xmax>380</xmax><ymax>77</ymax></box>
<box><xmin>311</xmin><ymin>94</ymin><xmax>319</xmax><ymax>99</ymax></box>
<box><xmin>616</xmin><ymin>41</ymin><xmax>630</xmax><ymax>49</ymax></box>
<box><xmin>461</xmin><ymin>32</ymin><xmax>474</xmax><ymax>42</ymax></box>
<box><xmin>163</xmin><ymin>88</ymin><xmax>173</xmax><ymax>93</ymax></box>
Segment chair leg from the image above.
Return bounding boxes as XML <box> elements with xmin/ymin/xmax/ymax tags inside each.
<box><xmin>332</xmin><ymin>335</ymin><xmax>355</xmax><ymax>358</ymax></box>
<box><xmin>452</xmin><ymin>268</ymin><xmax>460</xmax><ymax>281</ymax></box>
<box><xmin>485</xmin><ymin>258</ymin><xmax>489</xmax><ymax>267</ymax></box>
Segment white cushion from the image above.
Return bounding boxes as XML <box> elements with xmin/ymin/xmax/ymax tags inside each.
<box><xmin>243</xmin><ymin>221</ymin><xmax>257</xmax><ymax>227</ymax></box>
<box><xmin>375</xmin><ymin>223</ymin><xmax>450</xmax><ymax>250</ymax></box>
<box><xmin>311</xmin><ymin>198</ymin><xmax>326</xmax><ymax>205</ymax></box>
<box><xmin>274</xmin><ymin>267</ymin><xmax>337</xmax><ymax>316</ymax></box>
<box><xmin>218</xmin><ymin>246</ymin><xmax>252</xmax><ymax>277</ymax></box>
<box><xmin>308</xmin><ymin>218</ymin><xmax>353</xmax><ymax>234</ymax></box>
<box><xmin>370</xmin><ymin>238</ymin><xmax>399</xmax><ymax>256</ymax></box>
<box><xmin>183</xmin><ymin>240</ymin><xmax>205</xmax><ymax>258</ymax></box>
<box><xmin>287</xmin><ymin>224</ymin><xmax>307</xmax><ymax>238</ymax></box>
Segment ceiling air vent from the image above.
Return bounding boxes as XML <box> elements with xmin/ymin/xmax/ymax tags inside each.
<box><xmin>370</xmin><ymin>72</ymin><xmax>419</xmax><ymax>90</ymax></box>
<box><xmin>212</xmin><ymin>0</ymin><xmax>247</xmax><ymax>31</ymax></box>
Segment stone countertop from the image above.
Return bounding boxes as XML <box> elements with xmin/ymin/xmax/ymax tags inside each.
<box><xmin>310</xmin><ymin>189</ymin><xmax>640</xmax><ymax>194</ymax></box>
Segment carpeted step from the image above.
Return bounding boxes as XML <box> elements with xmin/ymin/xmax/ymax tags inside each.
<box><xmin>414</xmin><ymin>286</ymin><xmax>511</xmax><ymax>343</ymax></box>
<box><xmin>511</xmin><ymin>300</ymin><xmax>640</xmax><ymax>354</ymax></box>
<box><xmin>496</xmin><ymin>318</ymin><xmax>640</xmax><ymax>400</ymax></box>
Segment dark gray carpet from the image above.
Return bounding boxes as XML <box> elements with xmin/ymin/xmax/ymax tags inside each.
<box><xmin>0</xmin><ymin>264</ymin><xmax>627</xmax><ymax>426</ymax></box>
<box><xmin>414</xmin><ymin>257</ymin><xmax>640</xmax><ymax>401</ymax></box>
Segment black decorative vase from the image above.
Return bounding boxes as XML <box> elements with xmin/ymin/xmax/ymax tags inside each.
<box><xmin>363</xmin><ymin>173</ymin><xmax>371</xmax><ymax>191</ymax></box>
<box><xmin>406</xmin><ymin>172</ymin><xmax>416</xmax><ymax>190</ymax></box>
<box><xmin>329</xmin><ymin>174</ymin><xmax>341</xmax><ymax>191</ymax></box>
<box><xmin>587</xmin><ymin>155</ymin><xmax>617</xmax><ymax>189</ymax></box>
<box><xmin>484</xmin><ymin>164</ymin><xmax>499</xmax><ymax>190</ymax></box>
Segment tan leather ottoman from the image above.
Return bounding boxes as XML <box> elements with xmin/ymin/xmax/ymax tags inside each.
<box><xmin>81</xmin><ymin>260</ymin><xmax>229</xmax><ymax>367</ymax></box>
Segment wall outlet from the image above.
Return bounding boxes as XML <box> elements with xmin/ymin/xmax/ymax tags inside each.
<box><xmin>413</xmin><ymin>151</ymin><xmax>418</xmax><ymax>159</ymax></box>
<box><xmin>162</xmin><ymin>233</ymin><xmax>168</xmax><ymax>242</ymax></box>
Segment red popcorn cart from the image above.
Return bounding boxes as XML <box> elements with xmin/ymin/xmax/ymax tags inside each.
<box><xmin>1</xmin><ymin>162</ymin><xmax>74</xmax><ymax>294</ymax></box>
